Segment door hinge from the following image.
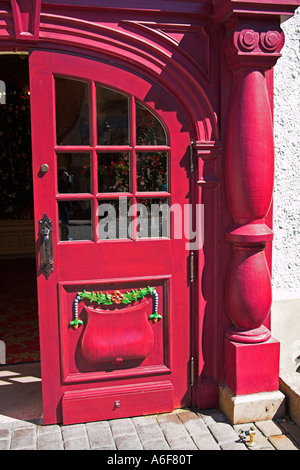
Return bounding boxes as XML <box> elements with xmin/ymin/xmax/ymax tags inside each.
<box><xmin>190</xmin><ymin>140</ymin><xmax>194</xmax><ymax>174</ymax></box>
<box><xmin>190</xmin><ymin>356</ymin><xmax>195</xmax><ymax>387</ymax></box>
<box><xmin>189</xmin><ymin>251</ymin><xmax>194</xmax><ymax>284</ymax></box>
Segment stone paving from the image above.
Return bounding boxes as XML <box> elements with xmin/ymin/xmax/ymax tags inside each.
<box><xmin>0</xmin><ymin>408</ymin><xmax>299</xmax><ymax>451</ymax></box>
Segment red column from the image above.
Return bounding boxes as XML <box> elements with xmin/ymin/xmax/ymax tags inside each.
<box><xmin>223</xmin><ymin>23</ymin><xmax>284</xmax><ymax>395</ymax></box>
<box><xmin>225</xmin><ymin>67</ymin><xmax>274</xmax><ymax>344</ymax></box>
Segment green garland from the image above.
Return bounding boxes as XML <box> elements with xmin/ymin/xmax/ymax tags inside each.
<box><xmin>69</xmin><ymin>286</ymin><xmax>162</xmax><ymax>329</ymax></box>
<box><xmin>78</xmin><ymin>286</ymin><xmax>155</xmax><ymax>305</ymax></box>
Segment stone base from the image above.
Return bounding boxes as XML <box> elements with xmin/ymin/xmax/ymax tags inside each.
<box><xmin>279</xmin><ymin>377</ymin><xmax>300</xmax><ymax>427</ymax></box>
<box><xmin>219</xmin><ymin>385</ymin><xmax>286</xmax><ymax>424</ymax></box>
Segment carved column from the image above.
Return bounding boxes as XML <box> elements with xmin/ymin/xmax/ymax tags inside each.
<box><xmin>218</xmin><ymin>21</ymin><xmax>287</xmax><ymax>416</ymax></box>
<box><xmin>214</xmin><ymin>1</ymin><xmax>299</xmax><ymax>424</ymax></box>
<box><xmin>224</xmin><ymin>25</ymin><xmax>284</xmax><ymax>344</ymax></box>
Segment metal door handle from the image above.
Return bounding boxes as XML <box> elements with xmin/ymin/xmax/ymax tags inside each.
<box><xmin>39</xmin><ymin>214</ymin><xmax>54</xmax><ymax>278</ymax></box>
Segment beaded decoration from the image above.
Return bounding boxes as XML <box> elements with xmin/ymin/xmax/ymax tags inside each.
<box><xmin>69</xmin><ymin>287</ymin><xmax>162</xmax><ymax>329</ymax></box>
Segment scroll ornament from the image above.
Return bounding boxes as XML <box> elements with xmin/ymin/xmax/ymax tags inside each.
<box><xmin>237</xmin><ymin>28</ymin><xmax>283</xmax><ymax>53</ymax></box>
<box><xmin>224</xmin><ymin>27</ymin><xmax>284</xmax><ymax>69</ymax></box>
<box><xmin>69</xmin><ymin>286</ymin><xmax>162</xmax><ymax>329</ymax></box>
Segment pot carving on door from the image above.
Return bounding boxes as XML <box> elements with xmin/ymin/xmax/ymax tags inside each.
<box><xmin>69</xmin><ymin>287</ymin><xmax>162</xmax><ymax>365</ymax></box>
<box><xmin>80</xmin><ymin>300</ymin><xmax>154</xmax><ymax>365</ymax></box>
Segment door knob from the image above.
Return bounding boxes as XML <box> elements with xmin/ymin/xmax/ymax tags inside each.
<box><xmin>40</xmin><ymin>163</ymin><xmax>49</xmax><ymax>173</ymax></box>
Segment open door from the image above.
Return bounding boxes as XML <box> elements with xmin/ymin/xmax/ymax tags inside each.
<box><xmin>29</xmin><ymin>50</ymin><xmax>192</xmax><ymax>425</ymax></box>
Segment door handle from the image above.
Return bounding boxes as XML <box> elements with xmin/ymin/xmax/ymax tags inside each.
<box><xmin>39</xmin><ymin>213</ymin><xmax>54</xmax><ymax>278</ymax></box>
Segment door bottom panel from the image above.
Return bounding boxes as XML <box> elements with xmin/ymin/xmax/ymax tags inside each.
<box><xmin>62</xmin><ymin>380</ymin><xmax>174</xmax><ymax>424</ymax></box>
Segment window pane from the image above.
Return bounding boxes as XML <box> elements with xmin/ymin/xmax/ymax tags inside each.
<box><xmin>97</xmin><ymin>198</ymin><xmax>131</xmax><ymax>240</ymax></box>
<box><xmin>136</xmin><ymin>198</ymin><xmax>169</xmax><ymax>239</ymax></box>
<box><xmin>0</xmin><ymin>80</ymin><xmax>6</xmax><ymax>104</ymax></box>
<box><xmin>58</xmin><ymin>200</ymin><xmax>92</xmax><ymax>241</ymax></box>
<box><xmin>136</xmin><ymin>102</ymin><xmax>167</xmax><ymax>145</ymax></box>
<box><xmin>57</xmin><ymin>154</ymin><xmax>91</xmax><ymax>194</ymax></box>
<box><xmin>137</xmin><ymin>152</ymin><xmax>168</xmax><ymax>191</ymax></box>
<box><xmin>98</xmin><ymin>153</ymin><xmax>130</xmax><ymax>193</ymax></box>
<box><xmin>0</xmin><ymin>59</ymin><xmax>33</xmax><ymax>220</ymax></box>
<box><xmin>55</xmin><ymin>78</ymin><xmax>90</xmax><ymax>146</ymax></box>
<box><xmin>97</xmin><ymin>86</ymin><xmax>129</xmax><ymax>145</ymax></box>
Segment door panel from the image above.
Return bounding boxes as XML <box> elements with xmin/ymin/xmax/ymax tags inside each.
<box><xmin>29</xmin><ymin>50</ymin><xmax>191</xmax><ymax>425</ymax></box>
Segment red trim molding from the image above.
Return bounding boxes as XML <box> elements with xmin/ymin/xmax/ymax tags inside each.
<box><xmin>11</xmin><ymin>0</ymin><xmax>41</xmax><ymax>41</ymax></box>
<box><xmin>214</xmin><ymin>0</ymin><xmax>300</xmax><ymax>23</ymax></box>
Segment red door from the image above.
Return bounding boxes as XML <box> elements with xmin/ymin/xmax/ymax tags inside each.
<box><xmin>29</xmin><ymin>50</ymin><xmax>192</xmax><ymax>425</ymax></box>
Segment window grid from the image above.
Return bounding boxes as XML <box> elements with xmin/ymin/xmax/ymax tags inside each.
<box><xmin>55</xmin><ymin>79</ymin><xmax>170</xmax><ymax>242</ymax></box>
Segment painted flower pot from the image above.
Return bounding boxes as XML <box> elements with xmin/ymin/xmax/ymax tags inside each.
<box><xmin>80</xmin><ymin>299</ymin><xmax>154</xmax><ymax>364</ymax></box>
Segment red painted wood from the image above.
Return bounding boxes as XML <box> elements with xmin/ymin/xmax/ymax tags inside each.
<box><xmin>29</xmin><ymin>50</ymin><xmax>192</xmax><ymax>424</ymax></box>
<box><xmin>62</xmin><ymin>380</ymin><xmax>174</xmax><ymax>425</ymax></box>
<box><xmin>2</xmin><ymin>3</ymin><xmax>221</xmax><ymax>418</ymax></box>
<box><xmin>223</xmin><ymin>20</ymin><xmax>285</xmax><ymax>345</ymax></box>
<box><xmin>225</xmin><ymin>70</ymin><xmax>274</xmax><ymax>222</ymax></box>
<box><xmin>214</xmin><ymin>0</ymin><xmax>299</xmax><ymax>22</ymax></box>
<box><xmin>224</xmin><ymin>338</ymin><xmax>280</xmax><ymax>396</ymax></box>
<box><xmin>217</xmin><ymin>6</ymin><xmax>298</xmax><ymax>396</ymax></box>
<box><xmin>10</xmin><ymin>0</ymin><xmax>41</xmax><ymax>41</ymax></box>
<box><xmin>225</xmin><ymin>245</ymin><xmax>272</xmax><ymax>340</ymax></box>
<box><xmin>58</xmin><ymin>277</ymin><xmax>171</xmax><ymax>385</ymax></box>
<box><xmin>1</xmin><ymin>0</ymin><xmax>298</xmax><ymax>422</ymax></box>
<box><xmin>80</xmin><ymin>301</ymin><xmax>154</xmax><ymax>364</ymax></box>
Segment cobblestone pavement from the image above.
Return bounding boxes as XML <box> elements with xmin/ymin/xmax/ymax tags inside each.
<box><xmin>0</xmin><ymin>408</ymin><xmax>300</xmax><ymax>451</ymax></box>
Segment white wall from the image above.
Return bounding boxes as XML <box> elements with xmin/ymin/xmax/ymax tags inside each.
<box><xmin>272</xmin><ymin>7</ymin><xmax>300</xmax><ymax>301</ymax></box>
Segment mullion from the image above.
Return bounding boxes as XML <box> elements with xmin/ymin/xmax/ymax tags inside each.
<box><xmin>129</xmin><ymin>95</ymin><xmax>138</xmax><ymax>240</ymax></box>
<box><xmin>56</xmin><ymin>194</ymin><xmax>93</xmax><ymax>201</ymax></box>
<box><xmin>95</xmin><ymin>93</ymin><xmax>135</xmax><ymax>241</ymax></box>
<box><xmin>95</xmin><ymin>146</ymin><xmax>131</xmax><ymax>152</ymax></box>
<box><xmin>134</xmin><ymin>146</ymin><xmax>170</xmax><ymax>152</ymax></box>
<box><xmin>135</xmin><ymin>137</ymin><xmax>170</xmax><ymax>239</ymax></box>
<box><xmin>136</xmin><ymin>192</ymin><xmax>171</xmax><ymax>198</ymax></box>
<box><xmin>93</xmin><ymin>94</ymin><xmax>171</xmax><ymax>242</ymax></box>
<box><xmin>54</xmin><ymin>146</ymin><xmax>92</xmax><ymax>152</ymax></box>
<box><xmin>90</xmin><ymin>80</ymin><xmax>99</xmax><ymax>242</ymax></box>
<box><xmin>90</xmin><ymin>81</ymin><xmax>98</xmax><ymax>194</ymax></box>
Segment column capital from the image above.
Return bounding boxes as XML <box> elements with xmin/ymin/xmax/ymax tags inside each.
<box><xmin>214</xmin><ymin>1</ymin><xmax>300</xmax><ymax>70</ymax></box>
<box><xmin>224</xmin><ymin>21</ymin><xmax>285</xmax><ymax>70</ymax></box>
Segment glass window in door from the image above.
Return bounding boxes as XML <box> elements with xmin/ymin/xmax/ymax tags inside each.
<box><xmin>54</xmin><ymin>79</ymin><xmax>170</xmax><ymax>241</ymax></box>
